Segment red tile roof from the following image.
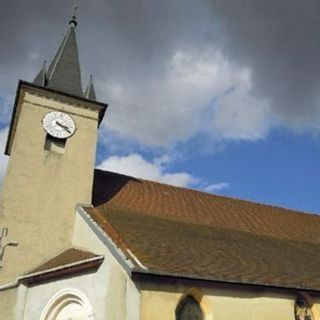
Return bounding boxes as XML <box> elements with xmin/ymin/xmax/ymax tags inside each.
<box><xmin>88</xmin><ymin>169</ymin><xmax>320</xmax><ymax>290</ymax></box>
<box><xmin>22</xmin><ymin>248</ymin><xmax>103</xmax><ymax>283</ymax></box>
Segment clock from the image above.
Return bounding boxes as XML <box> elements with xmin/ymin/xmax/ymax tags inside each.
<box><xmin>42</xmin><ymin>111</ymin><xmax>76</xmax><ymax>139</ymax></box>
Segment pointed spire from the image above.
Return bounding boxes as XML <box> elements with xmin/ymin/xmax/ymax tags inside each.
<box><xmin>33</xmin><ymin>7</ymin><xmax>83</xmax><ymax>97</ymax></box>
<box><xmin>84</xmin><ymin>75</ymin><xmax>96</xmax><ymax>100</ymax></box>
<box><xmin>33</xmin><ymin>61</ymin><xmax>47</xmax><ymax>86</ymax></box>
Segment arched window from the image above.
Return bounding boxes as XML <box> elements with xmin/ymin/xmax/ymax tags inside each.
<box><xmin>40</xmin><ymin>288</ymin><xmax>94</xmax><ymax>320</ymax></box>
<box><xmin>176</xmin><ymin>295</ymin><xmax>203</xmax><ymax>320</ymax></box>
<box><xmin>295</xmin><ymin>295</ymin><xmax>315</xmax><ymax>320</ymax></box>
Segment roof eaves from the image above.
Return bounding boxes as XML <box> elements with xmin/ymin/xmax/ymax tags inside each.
<box><xmin>24</xmin><ymin>80</ymin><xmax>107</xmax><ymax>119</ymax></box>
<box><xmin>19</xmin><ymin>255</ymin><xmax>104</xmax><ymax>285</ymax></box>
<box><xmin>132</xmin><ymin>268</ymin><xmax>320</xmax><ymax>293</ymax></box>
<box><xmin>76</xmin><ymin>205</ymin><xmax>137</xmax><ymax>276</ymax></box>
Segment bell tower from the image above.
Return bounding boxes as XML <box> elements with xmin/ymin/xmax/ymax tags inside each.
<box><xmin>0</xmin><ymin>13</ymin><xmax>107</xmax><ymax>284</ymax></box>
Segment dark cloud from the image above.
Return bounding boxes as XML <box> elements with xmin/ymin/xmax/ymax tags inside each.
<box><xmin>210</xmin><ymin>0</ymin><xmax>320</xmax><ymax>125</ymax></box>
<box><xmin>0</xmin><ymin>0</ymin><xmax>319</xmax><ymax>141</ymax></box>
<box><xmin>0</xmin><ymin>0</ymin><xmax>219</xmax><ymax>86</ymax></box>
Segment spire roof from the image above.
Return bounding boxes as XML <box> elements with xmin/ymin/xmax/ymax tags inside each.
<box><xmin>33</xmin><ymin>12</ymin><xmax>83</xmax><ymax>97</ymax></box>
<box><xmin>33</xmin><ymin>61</ymin><xmax>47</xmax><ymax>87</ymax></box>
<box><xmin>84</xmin><ymin>75</ymin><xmax>97</xmax><ymax>100</ymax></box>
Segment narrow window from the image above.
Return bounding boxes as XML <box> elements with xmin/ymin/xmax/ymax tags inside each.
<box><xmin>176</xmin><ymin>296</ymin><xmax>203</xmax><ymax>320</ymax></box>
<box><xmin>44</xmin><ymin>134</ymin><xmax>66</xmax><ymax>154</ymax></box>
<box><xmin>295</xmin><ymin>295</ymin><xmax>315</xmax><ymax>320</ymax></box>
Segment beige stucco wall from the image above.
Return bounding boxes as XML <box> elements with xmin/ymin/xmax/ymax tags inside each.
<box><xmin>14</xmin><ymin>211</ymin><xmax>140</xmax><ymax>320</ymax></box>
<box><xmin>20</xmin><ymin>265</ymin><xmax>109</xmax><ymax>319</ymax></box>
<box><xmin>139</xmin><ymin>280</ymin><xmax>320</xmax><ymax>320</ymax></box>
<box><xmin>72</xmin><ymin>211</ymin><xmax>141</xmax><ymax>320</ymax></box>
<box><xmin>0</xmin><ymin>84</ymin><xmax>100</xmax><ymax>285</ymax></box>
<box><xmin>0</xmin><ymin>287</ymin><xmax>17</xmax><ymax>319</ymax></box>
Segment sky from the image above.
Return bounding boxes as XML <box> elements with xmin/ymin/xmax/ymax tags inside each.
<box><xmin>0</xmin><ymin>0</ymin><xmax>320</xmax><ymax>214</ymax></box>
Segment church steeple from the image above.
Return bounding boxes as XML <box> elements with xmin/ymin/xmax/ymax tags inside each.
<box><xmin>0</xmin><ymin>6</ymin><xmax>107</xmax><ymax>286</ymax></box>
<box><xmin>33</xmin><ymin>9</ymin><xmax>83</xmax><ymax>97</ymax></box>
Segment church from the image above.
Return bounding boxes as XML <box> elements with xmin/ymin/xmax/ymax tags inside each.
<box><xmin>0</xmin><ymin>12</ymin><xmax>320</xmax><ymax>320</ymax></box>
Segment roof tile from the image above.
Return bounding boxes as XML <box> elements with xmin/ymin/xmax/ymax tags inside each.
<box><xmin>88</xmin><ymin>169</ymin><xmax>320</xmax><ymax>290</ymax></box>
<box><xmin>25</xmin><ymin>248</ymin><xmax>100</xmax><ymax>275</ymax></box>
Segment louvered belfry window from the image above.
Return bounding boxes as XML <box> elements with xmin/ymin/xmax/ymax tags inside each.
<box><xmin>176</xmin><ymin>296</ymin><xmax>203</xmax><ymax>320</ymax></box>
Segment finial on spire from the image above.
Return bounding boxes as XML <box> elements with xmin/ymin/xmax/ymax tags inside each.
<box><xmin>69</xmin><ymin>4</ymin><xmax>78</xmax><ymax>27</ymax></box>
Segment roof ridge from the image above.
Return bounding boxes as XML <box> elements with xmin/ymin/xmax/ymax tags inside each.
<box><xmin>94</xmin><ymin>168</ymin><xmax>319</xmax><ymax>218</ymax></box>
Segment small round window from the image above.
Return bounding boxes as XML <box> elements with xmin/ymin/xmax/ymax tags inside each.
<box><xmin>295</xmin><ymin>295</ymin><xmax>315</xmax><ymax>320</ymax></box>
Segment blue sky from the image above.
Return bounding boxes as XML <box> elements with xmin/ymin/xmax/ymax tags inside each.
<box><xmin>178</xmin><ymin>130</ymin><xmax>320</xmax><ymax>214</ymax></box>
<box><xmin>96</xmin><ymin>125</ymin><xmax>320</xmax><ymax>214</ymax></box>
<box><xmin>0</xmin><ymin>0</ymin><xmax>319</xmax><ymax>214</ymax></box>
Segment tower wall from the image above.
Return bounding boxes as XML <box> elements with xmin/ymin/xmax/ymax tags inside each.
<box><xmin>0</xmin><ymin>84</ymin><xmax>102</xmax><ymax>284</ymax></box>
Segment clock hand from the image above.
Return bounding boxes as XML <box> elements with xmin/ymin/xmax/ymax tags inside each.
<box><xmin>56</xmin><ymin>121</ymin><xmax>71</xmax><ymax>133</ymax></box>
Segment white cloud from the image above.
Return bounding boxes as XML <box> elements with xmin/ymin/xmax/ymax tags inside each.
<box><xmin>213</xmin><ymin>87</ymin><xmax>271</xmax><ymax>140</ymax></box>
<box><xmin>98</xmin><ymin>48</ymin><xmax>271</xmax><ymax>147</ymax></box>
<box><xmin>98</xmin><ymin>153</ymin><xmax>197</xmax><ymax>188</ymax></box>
<box><xmin>204</xmin><ymin>182</ymin><xmax>230</xmax><ymax>193</ymax></box>
<box><xmin>97</xmin><ymin>152</ymin><xmax>231</xmax><ymax>196</ymax></box>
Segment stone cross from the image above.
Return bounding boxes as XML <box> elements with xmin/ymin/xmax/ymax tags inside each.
<box><xmin>0</xmin><ymin>228</ymin><xmax>18</xmax><ymax>268</ymax></box>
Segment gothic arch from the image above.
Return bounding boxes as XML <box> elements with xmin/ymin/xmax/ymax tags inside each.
<box><xmin>40</xmin><ymin>288</ymin><xmax>95</xmax><ymax>320</ymax></box>
<box><xmin>176</xmin><ymin>287</ymin><xmax>213</xmax><ymax>320</ymax></box>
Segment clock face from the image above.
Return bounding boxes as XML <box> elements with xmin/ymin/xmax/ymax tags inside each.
<box><xmin>42</xmin><ymin>111</ymin><xmax>76</xmax><ymax>139</ymax></box>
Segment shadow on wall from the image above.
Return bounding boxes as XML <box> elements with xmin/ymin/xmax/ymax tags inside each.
<box><xmin>91</xmin><ymin>169</ymin><xmax>141</xmax><ymax>206</ymax></box>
